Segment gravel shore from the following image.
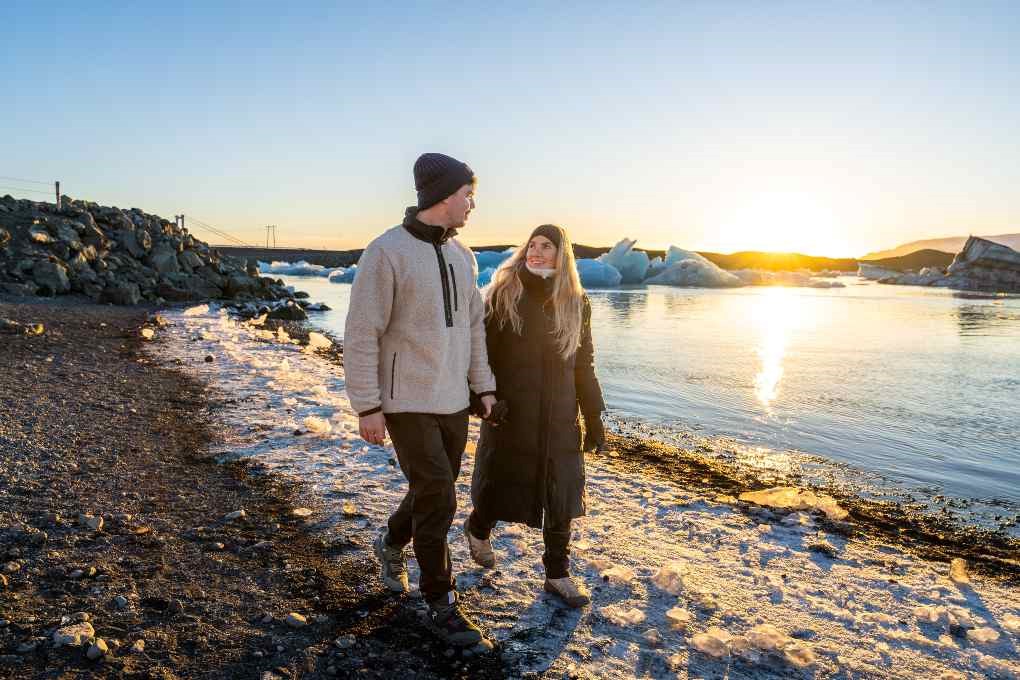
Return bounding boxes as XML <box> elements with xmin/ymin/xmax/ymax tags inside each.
<box><xmin>0</xmin><ymin>297</ymin><xmax>503</xmax><ymax>679</ymax></box>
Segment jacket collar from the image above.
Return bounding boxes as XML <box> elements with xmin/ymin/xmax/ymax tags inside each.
<box><xmin>519</xmin><ymin>266</ymin><xmax>555</xmax><ymax>298</ymax></box>
<box><xmin>402</xmin><ymin>206</ymin><xmax>457</xmax><ymax>245</ymax></box>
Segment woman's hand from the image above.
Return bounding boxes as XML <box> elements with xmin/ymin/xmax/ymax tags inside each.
<box><xmin>583</xmin><ymin>412</ymin><xmax>605</xmax><ymax>452</ymax></box>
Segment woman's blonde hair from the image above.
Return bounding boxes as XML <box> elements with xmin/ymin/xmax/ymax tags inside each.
<box><xmin>485</xmin><ymin>224</ymin><xmax>585</xmax><ymax>359</ymax></box>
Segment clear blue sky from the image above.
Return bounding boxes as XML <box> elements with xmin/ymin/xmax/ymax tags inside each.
<box><xmin>2</xmin><ymin>1</ymin><xmax>1018</xmax><ymax>256</ymax></box>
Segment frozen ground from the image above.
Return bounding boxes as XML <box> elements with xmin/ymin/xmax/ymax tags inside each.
<box><xmin>150</xmin><ymin>305</ymin><xmax>1020</xmax><ymax>679</ymax></box>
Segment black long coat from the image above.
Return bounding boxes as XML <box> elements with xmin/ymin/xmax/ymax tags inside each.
<box><xmin>471</xmin><ymin>269</ymin><xmax>605</xmax><ymax>529</ymax></box>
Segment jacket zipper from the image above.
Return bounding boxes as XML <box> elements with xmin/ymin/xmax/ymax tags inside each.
<box><xmin>448</xmin><ymin>264</ymin><xmax>459</xmax><ymax>312</ymax></box>
<box><xmin>433</xmin><ymin>244</ymin><xmax>454</xmax><ymax>327</ymax></box>
<box><xmin>390</xmin><ymin>352</ymin><xmax>397</xmax><ymax>399</ymax></box>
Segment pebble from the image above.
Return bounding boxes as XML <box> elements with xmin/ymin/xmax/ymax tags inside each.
<box><xmin>68</xmin><ymin>569</ymin><xmax>85</xmax><ymax>579</ymax></box>
<box><xmin>114</xmin><ymin>595</ymin><xmax>129</xmax><ymax>609</ymax></box>
<box><xmin>285</xmin><ymin>612</ymin><xmax>308</xmax><ymax>628</ymax></box>
<box><xmin>17</xmin><ymin>640</ymin><xmax>40</xmax><ymax>653</ymax></box>
<box><xmin>223</xmin><ymin>510</ymin><xmax>247</xmax><ymax>522</ymax></box>
<box><xmin>53</xmin><ymin>622</ymin><xmax>95</xmax><ymax>648</ymax></box>
<box><xmin>87</xmin><ymin>639</ymin><xmax>109</xmax><ymax>660</ymax></box>
<box><xmin>211</xmin><ymin>542</ymin><xmax>226</xmax><ymax>551</ymax></box>
<box><xmin>0</xmin><ymin>574</ymin><xmax>8</xmax><ymax>589</ymax></box>
<box><xmin>2</xmin><ymin>562</ymin><xmax>20</xmax><ymax>574</ymax></box>
<box><xmin>291</xmin><ymin>507</ymin><xmax>313</xmax><ymax>518</ymax></box>
<box><xmin>261</xmin><ymin>613</ymin><xmax>275</xmax><ymax>624</ymax></box>
<box><xmin>205</xmin><ymin>355</ymin><xmax>214</xmax><ymax>363</ymax></box>
<box><xmin>335</xmin><ymin>635</ymin><xmax>356</xmax><ymax>649</ymax></box>
<box><xmin>80</xmin><ymin>515</ymin><xmax>105</xmax><ymax>532</ymax></box>
<box><xmin>130</xmin><ymin>639</ymin><xmax>145</xmax><ymax>653</ymax></box>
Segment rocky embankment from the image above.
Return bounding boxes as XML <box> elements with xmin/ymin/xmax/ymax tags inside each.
<box><xmin>0</xmin><ymin>194</ymin><xmax>294</xmax><ymax>306</ymax></box>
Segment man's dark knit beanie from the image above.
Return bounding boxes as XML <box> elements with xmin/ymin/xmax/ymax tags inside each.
<box><xmin>414</xmin><ymin>153</ymin><xmax>475</xmax><ymax>210</ymax></box>
<box><xmin>529</xmin><ymin>224</ymin><xmax>563</xmax><ymax>249</ymax></box>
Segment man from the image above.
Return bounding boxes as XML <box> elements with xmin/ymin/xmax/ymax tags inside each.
<box><xmin>344</xmin><ymin>152</ymin><xmax>497</xmax><ymax>647</ymax></box>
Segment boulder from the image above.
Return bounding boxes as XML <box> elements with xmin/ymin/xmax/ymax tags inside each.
<box><xmin>178</xmin><ymin>249</ymin><xmax>204</xmax><ymax>271</ymax></box>
<box><xmin>52</xmin><ymin>622</ymin><xmax>95</xmax><ymax>648</ymax></box>
<box><xmin>268</xmin><ymin>302</ymin><xmax>308</xmax><ymax>321</ymax></box>
<box><xmin>157</xmin><ymin>273</ymin><xmax>221</xmax><ymax>301</ymax></box>
<box><xmin>0</xmin><ymin>228</ymin><xmax>9</xmax><ymax>249</ymax></box>
<box><xmin>50</xmin><ymin>222</ymin><xmax>82</xmax><ymax>249</ymax></box>
<box><xmin>80</xmin><ymin>223</ymin><xmax>107</xmax><ymax>249</ymax></box>
<box><xmin>32</xmin><ymin>260</ymin><xmax>70</xmax><ymax>295</ymax></box>
<box><xmin>29</xmin><ymin>226</ymin><xmax>53</xmax><ymax>244</ymax></box>
<box><xmin>118</xmin><ymin>228</ymin><xmax>150</xmax><ymax>259</ymax></box>
<box><xmin>147</xmin><ymin>242</ymin><xmax>180</xmax><ymax>274</ymax></box>
<box><xmin>102</xmin><ymin>282</ymin><xmax>141</xmax><ymax>306</ymax></box>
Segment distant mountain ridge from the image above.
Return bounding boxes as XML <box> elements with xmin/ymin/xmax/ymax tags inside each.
<box><xmin>862</xmin><ymin>233</ymin><xmax>1020</xmax><ymax>260</ymax></box>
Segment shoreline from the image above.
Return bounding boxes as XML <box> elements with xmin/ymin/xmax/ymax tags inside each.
<box><xmin>4</xmin><ymin>295</ymin><xmax>1019</xmax><ymax>678</ymax></box>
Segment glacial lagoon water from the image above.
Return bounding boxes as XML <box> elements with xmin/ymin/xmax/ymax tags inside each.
<box><xmin>280</xmin><ymin>274</ymin><xmax>1020</xmax><ymax>528</ymax></box>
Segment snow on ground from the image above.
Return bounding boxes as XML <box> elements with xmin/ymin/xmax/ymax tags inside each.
<box><xmin>151</xmin><ymin>305</ymin><xmax>1020</xmax><ymax>679</ymax></box>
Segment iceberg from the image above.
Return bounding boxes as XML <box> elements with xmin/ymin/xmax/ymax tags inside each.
<box><xmin>731</xmin><ymin>270</ymin><xmax>846</xmax><ymax>289</ymax></box>
<box><xmin>475</xmin><ymin>248</ymin><xmax>514</xmax><ymax>270</ymax></box>
<box><xmin>857</xmin><ymin>263</ymin><xmax>900</xmax><ymax>281</ymax></box>
<box><xmin>477</xmin><ymin>267</ymin><xmax>496</xmax><ymax>287</ymax></box>
<box><xmin>645</xmin><ymin>249</ymin><xmax>742</xmax><ymax>288</ymax></box>
<box><xmin>328</xmin><ymin>266</ymin><xmax>357</xmax><ymax>284</ymax></box>
<box><xmin>576</xmin><ymin>259</ymin><xmax>622</xmax><ymax>288</ymax></box>
<box><xmin>258</xmin><ymin>260</ymin><xmax>334</xmax><ymax>277</ymax></box>
<box><xmin>597</xmin><ymin>238</ymin><xmax>650</xmax><ymax>284</ymax></box>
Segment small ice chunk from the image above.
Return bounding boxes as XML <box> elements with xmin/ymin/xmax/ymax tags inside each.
<box><xmin>303</xmin><ymin>416</ymin><xmax>332</xmax><ymax>435</ymax></box>
<box><xmin>641</xmin><ymin>628</ymin><xmax>663</xmax><ymax>647</ymax></box>
<box><xmin>139</xmin><ymin>328</ymin><xmax>155</xmax><ymax>340</ymax></box>
<box><xmin>600</xmin><ymin>604</ymin><xmax>646</xmax><ymax>626</ymax></box>
<box><xmin>949</xmin><ymin>558</ymin><xmax>969</xmax><ymax>584</ymax></box>
<box><xmin>306</xmin><ymin>332</ymin><xmax>332</xmax><ymax>352</ymax></box>
<box><xmin>341</xmin><ymin>501</ymin><xmax>357</xmax><ymax>515</ymax></box>
<box><xmin>729</xmin><ymin>635</ymin><xmax>759</xmax><ymax>662</ymax></box>
<box><xmin>651</xmin><ymin>561</ymin><xmax>688</xmax><ymax>595</ymax></box>
<box><xmin>601</xmin><ymin>565</ymin><xmax>636</xmax><ymax>584</ymax></box>
<box><xmin>183</xmin><ymin>303</ymin><xmax>210</xmax><ymax>316</ymax></box>
<box><xmin>784</xmin><ymin>641</ymin><xmax>817</xmax><ymax>668</ymax></box>
<box><xmin>1003</xmin><ymin>613</ymin><xmax>1020</xmax><ymax>634</ymax></box>
<box><xmin>665</xmin><ymin>607</ymin><xmax>693</xmax><ymax>631</ymax></box>
<box><xmin>691</xmin><ymin>627</ymin><xmax>731</xmax><ymax>658</ymax></box>
<box><xmin>746</xmin><ymin>624</ymin><xmax>789</xmax><ymax>652</ymax></box>
<box><xmin>738</xmin><ymin>487</ymin><xmax>849</xmax><ymax>521</ymax></box>
<box><xmin>967</xmin><ymin>627</ymin><xmax>1000</xmax><ymax>644</ymax></box>
<box><xmin>914</xmin><ymin>605</ymin><xmax>940</xmax><ymax>624</ymax></box>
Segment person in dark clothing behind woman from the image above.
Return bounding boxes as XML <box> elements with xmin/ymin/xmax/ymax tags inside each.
<box><xmin>466</xmin><ymin>223</ymin><xmax>606</xmax><ymax>608</ymax></box>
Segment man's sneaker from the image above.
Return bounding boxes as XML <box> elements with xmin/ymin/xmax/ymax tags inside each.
<box><xmin>544</xmin><ymin>576</ymin><xmax>591</xmax><ymax>608</ymax></box>
<box><xmin>426</xmin><ymin>593</ymin><xmax>484</xmax><ymax>647</ymax></box>
<box><xmin>373</xmin><ymin>529</ymin><xmax>409</xmax><ymax>594</ymax></box>
<box><xmin>463</xmin><ymin>520</ymin><xmax>495</xmax><ymax>568</ymax></box>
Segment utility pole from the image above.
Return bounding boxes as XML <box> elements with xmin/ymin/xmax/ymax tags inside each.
<box><xmin>265</xmin><ymin>225</ymin><xmax>277</xmax><ymax>249</ymax></box>
<box><xmin>55</xmin><ymin>181</ymin><xmax>61</xmax><ymax>211</ymax></box>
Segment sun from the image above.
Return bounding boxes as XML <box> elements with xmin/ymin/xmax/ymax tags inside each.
<box><xmin>714</xmin><ymin>190</ymin><xmax>851</xmax><ymax>256</ymax></box>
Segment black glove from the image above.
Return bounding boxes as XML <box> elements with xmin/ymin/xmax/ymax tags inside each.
<box><xmin>469</xmin><ymin>391</ymin><xmax>486</xmax><ymax>418</ymax></box>
<box><xmin>582</xmin><ymin>411</ymin><xmax>605</xmax><ymax>452</ymax></box>
<box><xmin>486</xmin><ymin>400</ymin><xmax>509</xmax><ymax>426</ymax></box>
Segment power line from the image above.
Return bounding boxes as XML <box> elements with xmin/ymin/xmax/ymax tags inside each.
<box><xmin>0</xmin><ymin>175</ymin><xmax>51</xmax><ymax>186</ymax></box>
<box><xmin>183</xmin><ymin>214</ymin><xmax>253</xmax><ymax>247</ymax></box>
<box><xmin>0</xmin><ymin>184</ymin><xmax>51</xmax><ymax>195</ymax></box>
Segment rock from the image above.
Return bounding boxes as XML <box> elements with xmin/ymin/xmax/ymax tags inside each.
<box><xmin>285</xmin><ymin>612</ymin><xmax>308</xmax><ymax>628</ymax></box>
<box><xmin>223</xmin><ymin>510</ymin><xmax>247</xmax><ymax>522</ymax></box>
<box><xmin>118</xmin><ymin>228</ymin><xmax>149</xmax><ymax>259</ymax></box>
<box><xmin>0</xmin><ymin>574</ymin><xmax>8</xmax><ymax>589</ymax></box>
<box><xmin>140</xmin><ymin>327</ymin><xmax>155</xmax><ymax>340</ymax></box>
<box><xmin>32</xmin><ymin>260</ymin><xmax>71</xmax><ymax>295</ymax></box>
<box><xmin>102</xmin><ymin>282</ymin><xmax>141</xmax><ymax>306</ymax></box>
<box><xmin>291</xmin><ymin>507</ymin><xmax>313</xmax><ymax>518</ymax></box>
<box><xmin>87</xmin><ymin>638</ymin><xmax>109</xmax><ymax>660</ymax></box>
<box><xmin>178</xmin><ymin>249</ymin><xmax>204</xmax><ymax>270</ymax></box>
<box><xmin>29</xmin><ymin>226</ymin><xmax>53</xmax><ymax>244</ymax></box>
<box><xmin>642</xmin><ymin>628</ymin><xmax>663</xmax><ymax>647</ymax></box>
<box><xmin>53</xmin><ymin>622</ymin><xmax>96</xmax><ymax>648</ymax></box>
<box><xmin>130</xmin><ymin>639</ymin><xmax>145</xmax><ymax>653</ymax></box>
<box><xmin>268</xmin><ymin>303</ymin><xmax>307</xmax><ymax>321</ymax></box>
<box><xmin>205</xmin><ymin>355</ymin><xmax>214</xmax><ymax>363</ymax></box>
<box><xmin>807</xmin><ymin>540</ymin><xmax>839</xmax><ymax>558</ymax></box>
<box><xmin>2</xmin><ymin>561</ymin><xmax>20</xmax><ymax>573</ymax></box>
<box><xmin>113</xmin><ymin>595</ymin><xmax>129</xmax><ymax>610</ymax></box>
<box><xmin>69</xmin><ymin>569</ymin><xmax>85</xmax><ymax>579</ymax></box>
<box><xmin>147</xmin><ymin>242</ymin><xmax>181</xmax><ymax>274</ymax></box>
<box><xmin>80</xmin><ymin>514</ymin><xmax>105</xmax><ymax>531</ymax></box>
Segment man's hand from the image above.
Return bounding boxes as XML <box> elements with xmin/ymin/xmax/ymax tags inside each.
<box><xmin>480</xmin><ymin>395</ymin><xmax>497</xmax><ymax>420</ymax></box>
<box><xmin>359</xmin><ymin>412</ymin><xmax>387</xmax><ymax>445</ymax></box>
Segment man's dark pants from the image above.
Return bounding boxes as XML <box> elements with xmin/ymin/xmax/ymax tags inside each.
<box><xmin>384</xmin><ymin>409</ymin><xmax>469</xmax><ymax>603</ymax></box>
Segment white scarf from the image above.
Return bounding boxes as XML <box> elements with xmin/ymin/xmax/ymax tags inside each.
<box><xmin>526</xmin><ymin>264</ymin><xmax>557</xmax><ymax>279</ymax></box>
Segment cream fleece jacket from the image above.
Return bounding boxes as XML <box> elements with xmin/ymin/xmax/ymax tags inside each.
<box><xmin>343</xmin><ymin>224</ymin><xmax>496</xmax><ymax>416</ymax></box>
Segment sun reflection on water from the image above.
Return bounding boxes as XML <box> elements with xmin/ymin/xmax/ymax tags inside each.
<box><xmin>751</xmin><ymin>288</ymin><xmax>801</xmax><ymax>408</ymax></box>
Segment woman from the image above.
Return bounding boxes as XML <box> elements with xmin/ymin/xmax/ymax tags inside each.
<box><xmin>466</xmin><ymin>224</ymin><xmax>605</xmax><ymax>608</ymax></box>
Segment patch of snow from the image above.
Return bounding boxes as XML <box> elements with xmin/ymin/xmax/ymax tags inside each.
<box><xmin>738</xmin><ymin>486</ymin><xmax>849</xmax><ymax>520</ymax></box>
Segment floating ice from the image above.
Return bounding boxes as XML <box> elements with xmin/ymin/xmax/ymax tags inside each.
<box><xmin>183</xmin><ymin>303</ymin><xmax>211</xmax><ymax>317</ymax></box>
<box><xmin>600</xmin><ymin>604</ymin><xmax>646</xmax><ymax>626</ymax></box>
<box><xmin>477</xmin><ymin>267</ymin><xmax>496</xmax><ymax>287</ymax></box>
<box><xmin>732</xmin><ymin>269</ymin><xmax>846</xmax><ymax>289</ymax></box>
<box><xmin>645</xmin><ymin>249</ymin><xmax>742</xmax><ymax>288</ymax></box>
<box><xmin>475</xmin><ymin>249</ymin><xmax>514</xmax><ymax>270</ymax></box>
<box><xmin>738</xmin><ymin>486</ymin><xmax>849</xmax><ymax>521</ymax></box>
<box><xmin>259</xmin><ymin>260</ymin><xmax>335</xmax><ymax>277</ymax></box>
<box><xmin>576</xmin><ymin>259</ymin><xmax>622</xmax><ymax>288</ymax></box>
<box><xmin>328</xmin><ymin>266</ymin><xmax>357</xmax><ymax>284</ymax></box>
<box><xmin>597</xmin><ymin>238</ymin><xmax>650</xmax><ymax>284</ymax></box>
